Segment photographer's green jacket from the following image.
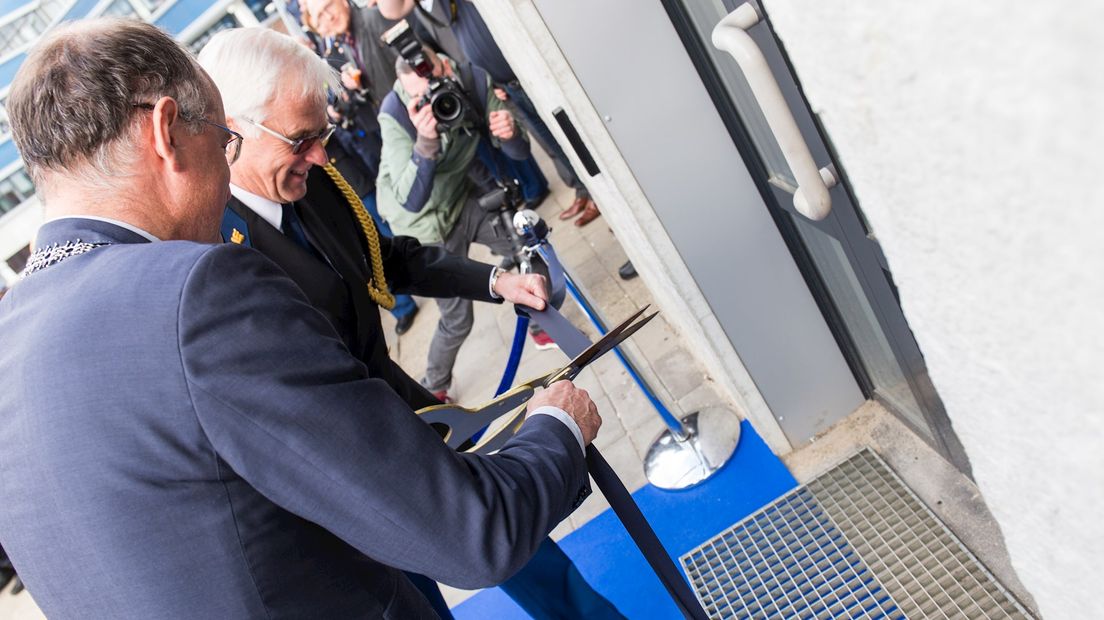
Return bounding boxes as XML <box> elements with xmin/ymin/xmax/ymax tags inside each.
<box><xmin>376</xmin><ymin>58</ymin><xmax>528</xmax><ymax>244</ymax></box>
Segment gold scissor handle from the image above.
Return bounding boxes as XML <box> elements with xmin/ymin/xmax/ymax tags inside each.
<box><xmin>417</xmin><ymin>384</ymin><xmax>535</xmax><ymax>449</ymax></box>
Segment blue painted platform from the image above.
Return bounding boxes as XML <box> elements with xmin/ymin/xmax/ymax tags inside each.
<box><xmin>453</xmin><ymin>420</ymin><xmax>797</xmax><ymax>619</ymax></box>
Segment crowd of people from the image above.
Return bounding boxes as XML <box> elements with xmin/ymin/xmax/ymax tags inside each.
<box><xmin>0</xmin><ymin>3</ymin><xmax>632</xmax><ymax>618</ymax></box>
<box><xmin>287</xmin><ymin>0</ymin><xmax>612</xmax><ymax>398</ymax></box>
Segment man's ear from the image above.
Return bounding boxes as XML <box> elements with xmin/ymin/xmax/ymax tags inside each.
<box><xmin>151</xmin><ymin>96</ymin><xmax>181</xmax><ymax>168</ymax></box>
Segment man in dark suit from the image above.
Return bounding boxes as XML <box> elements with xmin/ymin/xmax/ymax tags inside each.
<box><xmin>201</xmin><ymin>27</ymin><xmax>624</xmax><ymax>619</ymax></box>
<box><xmin>200</xmin><ymin>27</ymin><xmax>546</xmax><ymax>409</ymax></box>
<box><xmin>0</xmin><ymin>18</ymin><xmax>601</xmax><ymax>619</ymax></box>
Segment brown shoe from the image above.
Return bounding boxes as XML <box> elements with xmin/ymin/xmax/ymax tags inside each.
<box><xmin>574</xmin><ymin>200</ymin><xmax>601</xmax><ymax>227</ymax></box>
<box><xmin>558</xmin><ymin>197</ymin><xmax>588</xmax><ymax>220</ymax></box>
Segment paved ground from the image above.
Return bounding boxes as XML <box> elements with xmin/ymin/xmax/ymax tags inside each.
<box><xmin>0</xmin><ymin>149</ymin><xmax>732</xmax><ymax>617</ymax></box>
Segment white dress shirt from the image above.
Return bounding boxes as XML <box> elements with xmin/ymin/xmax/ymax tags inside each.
<box><xmin>43</xmin><ymin>215</ymin><xmax>161</xmax><ymax>242</ymax></box>
<box><xmin>229</xmin><ymin>184</ymin><xmax>284</xmax><ymax>231</ymax></box>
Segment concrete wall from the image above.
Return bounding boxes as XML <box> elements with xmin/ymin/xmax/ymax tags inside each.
<box><xmin>761</xmin><ymin>1</ymin><xmax>1102</xmax><ymax>616</ymax></box>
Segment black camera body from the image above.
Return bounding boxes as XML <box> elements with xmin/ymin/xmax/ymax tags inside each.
<box><xmin>383</xmin><ymin>20</ymin><xmax>474</xmax><ymax>132</ymax></box>
<box><xmin>415</xmin><ymin>77</ymin><xmax>469</xmax><ymax>132</ymax></box>
<box><xmin>330</xmin><ymin>86</ymin><xmax>370</xmax><ymax>130</ymax></box>
<box><xmin>476</xmin><ymin>178</ymin><xmax>523</xmax><ymax>213</ymax></box>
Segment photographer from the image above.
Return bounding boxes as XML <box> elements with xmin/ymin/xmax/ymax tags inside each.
<box><xmin>376</xmin><ymin>39</ymin><xmax>624</xmax><ymax>620</ymax></box>
<box><xmin>379</xmin><ymin>0</ymin><xmax>601</xmax><ymax>226</ymax></box>
<box><xmin>377</xmin><ymin>42</ymin><xmax>532</xmax><ymax>399</ymax></box>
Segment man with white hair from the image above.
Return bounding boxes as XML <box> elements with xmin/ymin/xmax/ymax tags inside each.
<box><xmin>198</xmin><ymin>27</ymin><xmax>544</xmax><ymax>412</ymax></box>
<box><xmin>0</xmin><ymin>18</ymin><xmax>602</xmax><ymax>619</ymax></box>
<box><xmin>199</xmin><ymin>26</ymin><xmax>571</xmax><ymax>617</ymax></box>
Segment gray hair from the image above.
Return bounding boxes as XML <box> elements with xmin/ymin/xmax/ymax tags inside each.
<box><xmin>7</xmin><ymin>18</ymin><xmax>213</xmax><ymax>188</ymax></box>
<box><xmin>197</xmin><ymin>27</ymin><xmax>338</xmax><ymax>137</ymax></box>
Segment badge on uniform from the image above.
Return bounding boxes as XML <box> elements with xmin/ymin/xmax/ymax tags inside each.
<box><xmin>220</xmin><ymin>206</ymin><xmax>252</xmax><ymax>247</ymax></box>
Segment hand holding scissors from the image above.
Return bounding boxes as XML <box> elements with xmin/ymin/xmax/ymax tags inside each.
<box><xmin>417</xmin><ymin>306</ymin><xmax>658</xmax><ymax>454</ymax></box>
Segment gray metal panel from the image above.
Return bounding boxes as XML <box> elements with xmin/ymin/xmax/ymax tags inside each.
<box><xmin>530</xmin><ymin>0</ymin><xmax>863</xmax><ymax>443</ymax></box>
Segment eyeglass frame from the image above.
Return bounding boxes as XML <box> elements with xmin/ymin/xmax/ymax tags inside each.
<box><xmin>244</xmin><ymin>119</ymin><xmax>336</xmax><ymax>155</ymax></box>
<box><xmin>132</xmin><ymin>102</ymin><xmax>244</xmax><ymax>166</ymax></box>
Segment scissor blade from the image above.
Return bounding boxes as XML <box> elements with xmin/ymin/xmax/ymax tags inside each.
<box><xmin>547</xmin><ymin>307</ymin><xmax>658</xmax><ymax>385</ymax></box>
<box><xmin>571</xmin><ymin>311</ymin><xmax>657</xmax><ymax>377</ymax></box>
<box><xmin>569</xmin><ymin>305</ymin><xmax>650</xmax><ymax>366</ymax></box>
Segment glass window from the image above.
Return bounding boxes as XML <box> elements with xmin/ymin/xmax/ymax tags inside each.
<box><xmin>242</xmin><ymin>0</ymin><xmax>274</xmax><ymax>24</ymax></box>
<box><xmin>129</xmin><ymin>0</ymin><xmax>169</xmax><ymax>15</ymax></box>
<box><xmin>0</xmin><ymin>179</ymin><xmax>21</xmax><ymax>214</ymax></box>
<box><xmin>100</xmin><ymin>0</ymin><xmax>139</xmax><ymax>18</ymax></box>
<box><xmin>188</xmin><ymin>13</ymin><xmax>242</xmax><ymax>54</ymax></box>
<box><xmin>0</xmin><ymin>0</ymin><xmax>73</xmax><ymax>57</ymax></box>
<box><xmin>0</xmin><ymin>169</ymin><xmax>36</xmax><ymax>216</ymax></box>
<box><xmin>0</xmin><ymin>102</ymin><xmax>10</xmax><ymax>137</ymax></box>
<box><xmin>6</xmin><ymin>245</ymin><xmax>30</xmax><ymax>274</ymax></box>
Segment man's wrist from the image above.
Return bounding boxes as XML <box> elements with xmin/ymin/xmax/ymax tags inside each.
<box><xmin>488</xmin><ymin>266</ymin><xmax>505</xmax><ymax>299</ymax></box>
<box><xmin>529</xmin><ymin>405</ymin><xmax>585</xmax><ymax>455</ymax></box>
<box><xmin>413</xmin><ymin>133</ymin><xmax>440</xmax><ymax>159</ymax></box>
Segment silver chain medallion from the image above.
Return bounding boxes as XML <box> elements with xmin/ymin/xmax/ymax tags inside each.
<box><xmin>20</xmin><ymin>239</ymin><xmax>109</xmax><ymax>278</ymax></box>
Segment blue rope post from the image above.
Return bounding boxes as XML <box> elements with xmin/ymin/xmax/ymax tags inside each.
<box><xmin>564</xmin><ymin>272</ymin><xmax>690</xmax><ymax>438</ymax></box>
<box><xmin>538</xmin><ymin>246</ymin><xmax>690</xmax><ymax>439</ymax></box>
<box><xmin>496</xmin><ymin>314</ymin><xmax>530</xmax><ymax>397</ymax></box>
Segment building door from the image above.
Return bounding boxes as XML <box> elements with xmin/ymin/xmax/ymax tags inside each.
<box><xmin>659</xmin><ymin>0</ymin><xmax>970</xmax><ymax>472</ymax></box>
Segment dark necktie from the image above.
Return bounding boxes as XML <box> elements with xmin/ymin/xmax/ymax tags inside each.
<box><xmin>280</xmin><ymin>203</ymin><xmax>313</xmax><ymax>253</ymax></box>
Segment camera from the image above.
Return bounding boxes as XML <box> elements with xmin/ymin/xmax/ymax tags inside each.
<box><xmin>330</xmin><ymin>82</ymin><xmax>370</xmax><ymax>130</ymax></box>
<box><xmin>477</xmin><ymin>178</ymin><xmax>523</xmax><ymax>212</ymax></box>
<box><xmin>382</xmin><ymin>20</ymin><xmax>473</xmax><ymax>132</ymax></box>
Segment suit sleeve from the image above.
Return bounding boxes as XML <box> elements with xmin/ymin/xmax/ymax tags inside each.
<box><xmin>380</xmin><ymin>233</ymin><xmax>497</xmax><ymax>302</ymax></box>
<box><xmin>177</xmin><ymin>244</ymin><xmax>589</xmax><ymax>588</ymax></box>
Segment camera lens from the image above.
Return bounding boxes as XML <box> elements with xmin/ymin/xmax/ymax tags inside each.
<box><xmin>432</xmin><ymin>93</ymin><xmax>463</xmax><ymax>123</ymax></box>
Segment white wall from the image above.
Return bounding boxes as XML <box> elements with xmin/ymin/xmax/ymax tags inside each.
<box><xmin>762</xmin><ymin>1</ymin><xmax>1103</xmax><ymax>616</ymax></box>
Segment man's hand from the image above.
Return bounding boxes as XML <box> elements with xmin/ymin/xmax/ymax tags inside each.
<box><xmin>340</xmin><ymin>64</ymin><xmax>362</xmax><ymax>91</ymax></box>
<box><xmin>407</xmin><ymin>97</ymin><xmax>438</xmax><ymax>140</ymax></box>
<box><xmin>528</xmin><ymin>380</ymin><xmax>601</xmax><ymax>446</ymax></box>
<box><xmin>493</xmin><ymin>87</ymin><xmax>509</xmax><ymax>101</ymax></box>
<box><xmin>488</xmin><ymin>110</ymin><xmax>516</xmax><ymax>141</ymax></box>
<box><xmin>377</xmin><ymin>0</ymin><xmax>415</xmax><ymax>19</ymax></box>
<box><xmin>493</xmin><ymin>272</ymin><xmax>547</xmax><ymax>310</ymax></box>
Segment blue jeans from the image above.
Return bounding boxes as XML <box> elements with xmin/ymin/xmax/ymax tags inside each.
<box><xmin>362</xmin><ymin>192</ymin><xmax>417</xmax><ymax>319</ymax></box>
<box><xmin>476</xmin><ymin>139</ymin><xmax>549</xmax><ymax>203</ymax></box>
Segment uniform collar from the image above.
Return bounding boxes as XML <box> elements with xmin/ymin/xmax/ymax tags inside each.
<box><xmin>230</xmin><ymin>183</ymin><xmax>283</xmax><ymax>231</ymax></box>
<box><xmin>35</xmin><ymin>216</ymin><xmax>158</xmax><ymax>248</ymax></box>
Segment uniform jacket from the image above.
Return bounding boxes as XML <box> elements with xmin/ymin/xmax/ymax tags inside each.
<box><xmin>223</xmin><ymin>169</ymin><xmax>493</xmax><ymax>408</ymax></box>
<box><xmin>0</xmin><ymin>216</ymin><xmax>589</xmax><ymax>619</ymax></box>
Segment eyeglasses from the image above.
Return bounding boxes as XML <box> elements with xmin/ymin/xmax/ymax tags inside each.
<box><xmin>245</xmin><ymin>119</ymin><xmax>335</xmax><ymax>155</ymax></box>
<box><xmin>133</xmin><ymin>103</ymin><xmax>244</xmax><ymax>166</ymax></box>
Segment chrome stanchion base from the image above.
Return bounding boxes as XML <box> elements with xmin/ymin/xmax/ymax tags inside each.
<box><xmin>644</xmin><ymin>406</ymin><xmax>742</xmax><ymax>490</ymax></box>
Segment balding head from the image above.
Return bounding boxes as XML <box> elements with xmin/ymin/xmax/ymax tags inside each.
<box><xmin>8</xmin><ymin>18</ymin><xmax>214</xmax><ymax>189</ymax></box>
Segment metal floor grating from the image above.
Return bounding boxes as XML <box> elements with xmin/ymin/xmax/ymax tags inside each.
<box><xmin>681</xmin><ymin>449</ymin><xmax>1033</xmax><ymax>619</ymax></box>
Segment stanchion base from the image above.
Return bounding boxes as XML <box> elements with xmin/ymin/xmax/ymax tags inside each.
<box><xmin>644</xmin><ymin>407</ymin><xmax>741</xmax><ymax>490</ymax></box>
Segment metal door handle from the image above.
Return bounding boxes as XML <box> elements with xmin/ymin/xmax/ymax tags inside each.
<box><xmin>711</xmin><ymin>3</ymin><xmax>837</xmax><ymax>220</ymax></box>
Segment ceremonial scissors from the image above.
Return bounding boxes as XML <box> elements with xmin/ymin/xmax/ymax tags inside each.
<box><xmin>418</xmin><ymin>306</ymin><xmax>657</xmax><ymax>454</ymax></box>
